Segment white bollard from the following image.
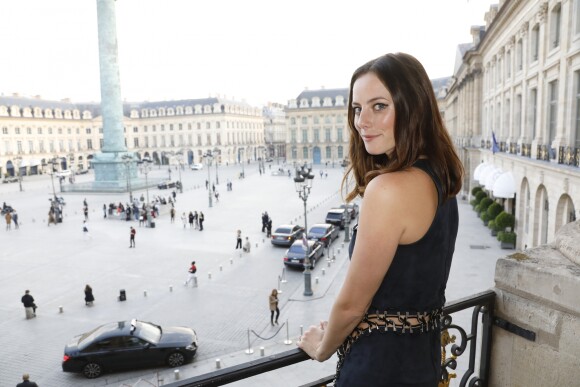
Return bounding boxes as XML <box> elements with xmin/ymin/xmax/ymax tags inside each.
<box><xmin>284</xmin><ymin>319</ymin><xmax>293</xmax><ymax>345</ymax></box>
<box><xmin>143</xmin><ymin>290</ymin><xmax>147</xmax><ymax>297</ymax></box>
<box><xmin>230</xmin><ymin>257</ymin><xmax>234</xmax><ymax>265</ymax></box>
<box><xmin>322</xmin><ymin>268</ymin><xmax>326</xmax><ymax>276</ymax></box>
<box><xmin>216</xmin><ymin>359</ymin><xmax>221</xmax><ymax>369</ymax></box>
<box><xmin>59</xmin><ymin>306</ymin><xmax>63</xmax><ymax>314</ymax></box>
<box><xmin>219</xmin><ymin>265</ymin><xmax>223</xmax><ymax>272</ymax></box>
<box><xmin>169</xmin><ymin>285</ymin><xmax>173</xmax><ymax>292</ymax></box>
<box><xmin>260</xmin><ymin>346</ymin><xmax>265</xmax><ymax>357</ymax></box>
<box><xmin>193</xmin><ymin>276</ymin><xmax>198</xmax><ymax>288</ymax></box>
<box><xmin>208</xmin><ymin>272</ymin><xmax>212</xmax><ymax>279</ymax></box>
<box><xmin>300</xmin><ymin>325</ymin><xmax>304</xmax><ymax>336</ymax></box>
<box><xmin>315</xmin><ymin>277</ymin><xmax>319</xmax><ymax>284</ymax></box>
<box><xmin>174</xmin><ymin>369</ymin><xmax>180</xmax><ymax>380</ymax></box>
<box><xmin>245</xmin><ymin>329</ymin><xmax>254</xmax><ymax>354</ymax></box>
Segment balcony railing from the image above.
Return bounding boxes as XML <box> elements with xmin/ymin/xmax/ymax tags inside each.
<box><xmin>558</xmin><ymin>146</ymin><xmax>580</xmax><ymax>167</ymax></box>
<box><xmin>163</xmin><ymin>289</ymin><xmax>495</xmax><ymax>387</ymax></box>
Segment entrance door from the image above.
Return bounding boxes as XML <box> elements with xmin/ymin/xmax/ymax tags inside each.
<box><xmin>313</xmin><ymin>147</ymin><xmax>321</xmax><ymax>165</ymax></box>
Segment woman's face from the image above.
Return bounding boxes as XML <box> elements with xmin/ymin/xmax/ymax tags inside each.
<box><xmin>351</xmin><ymin>72</ymin><xmax>396</xmax><ymax>156</ymax></box>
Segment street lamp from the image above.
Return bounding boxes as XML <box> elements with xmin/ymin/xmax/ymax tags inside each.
<box><xmin>175</xmin><ymin>152</ymin><xmax>184</xmax><ymax>193</ymax></box>
<box><xmin>14</xmin><ymin>156</ymin><xmax>23</xmax><ymax>192</ymax></box>
<box><xmin>343</xmin><ymin>204</ymin><xmax>351</xmax><ymax>242</ymax></box>
<box><xmin>48</xmin><ymin>158</ymin><xmax>57</xmax><ymax>199</ymax></box>
<box><xmin>122</xmin><ymin>154</ymin><xmax>134</xmax><ymax>203</ymax></box>
<box><xmin>294</xmin><ymin>165</ymin><xmax>315</xmax><ymax>296</ymax></box>
<box><xmin>204</xmin><ymin>151</ymin><xmax>213</xmax><ymax>207</ymax></box>
<box><xmin>213</xmin><ymin>147</ymin><xmax>220</xmax><ymax>185</ymax></box>
<box><xmin>138</xmin><ymin>159</ymin><xmax>152</xmax><ymax>205</ymax></box>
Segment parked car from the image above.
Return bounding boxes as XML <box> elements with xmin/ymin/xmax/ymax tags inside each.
<box><xmin>307</xmin><ymin>223</ymin><xmax>339</xmax><ymax>247</ymax></box>
<box><xmin>2</xmin><ymin>176</ymin><xmax>18</xmax><ymax>184</ymax></box>
<box><xmin>271</xmin><ymin>224</ymin><xmax>304</xmax><ymax>247</ymax></box>
<box><xmin>340</xmin><ymin>159</ymin><xmax>350</xmax><ymax>167</ymax></box>
<box><xmin>325</xmin><ymin>208</ymin><xmax>348</xmax><ymax>230</ymax></box>
<box><xmin>339</xmin><ymin>203</ymin><xmax>359</xmax><ymax>219</ymax></box>
<box><xmin>190</xmin><ymin>163</ymin><xmax>204</xmax><ymax>170</ymax></box>
<box><xmin>157</xmin><ymin>180</ymin><xmax>178</xmax><ymax>189</ymax></box>
<box><xmin>283</xmin><ymin>240</ymin><xmax>324</xmax><ymax>269</ymax></box>
<box><xmin>62</xmin><ymin>319</ymin><xmax>198</xmax><ymax>379</ymax></box>
<box><xmin>55</xmin><ymin>170</ymin><xmax>72</xmax><ymax>177</ymax></box>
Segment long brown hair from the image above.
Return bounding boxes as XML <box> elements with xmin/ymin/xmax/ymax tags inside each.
<box><xmin>341</xmin><ymin>52</ymin><xmax>463</xmax><ymax>202</ymax></box>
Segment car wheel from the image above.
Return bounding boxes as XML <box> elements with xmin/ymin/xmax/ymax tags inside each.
<box><xmin>82</xmin><ymin>362</ymin><xmax>103</xmax><ymax>379</ymax></box>
<box><xmin>167</xmin><ymin>351</ymin><xmax>186</xmax><ymax>367</ymax></box>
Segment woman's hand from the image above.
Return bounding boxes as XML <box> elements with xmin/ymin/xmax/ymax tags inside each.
<box><xmin>297</xmin><ymin>321</ymin><xmax>330</xmax><ymax>362</ymax></box>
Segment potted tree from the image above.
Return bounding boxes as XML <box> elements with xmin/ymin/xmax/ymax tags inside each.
<box><xmin>498</xmin><ymin>230</ymin><xmax>516</xmax><ymax>249</ymax></box>
<box><xmin>488</xmin><ymin>220</ymin><xmax>499</xmax><ymax>236</ymax></box>
<box><xmin>478</xmin><ymin>198</ymin><xmax>493</xmax><ymax>225</ymax></box>
<box><xmin>486</xmin><ymin>202</ymin><xmax>503</xmax><ymax>236</ymax></box>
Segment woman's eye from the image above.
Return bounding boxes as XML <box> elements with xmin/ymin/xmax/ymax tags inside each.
<box><xmin>374</xmin><ymin>103</ymin><xmax>387</xmax><ymax>111</ymax></box>
<box><xmin>352</xmin><ymin>106</ymin><xmax>361</xmax><ymax>114</ymax></box>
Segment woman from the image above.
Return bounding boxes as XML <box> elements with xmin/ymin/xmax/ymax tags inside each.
<box><xmin>84</xmin><ymin>284</ymin><xmax>95</xmax><ymax>306</ymax></box>
<box><xmin>298</xmin><ymin>53</ymin><xmax>463</xmax><ymax>386</ymax></box>
<box><xmin>269</xmin><ymin>289</ymin><xmax>280</xmax><ymax>326</ymax></box>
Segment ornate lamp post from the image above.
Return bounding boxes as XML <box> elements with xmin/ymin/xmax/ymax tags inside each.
<box><xmin>213</xmin><ymin>147</ymin><xmax>220</xmax><ymax>185</ymax></box>
<box><xmin>138</xmin><ymin>159</ymin><xmax>152</xmax><ymax>205</ymax></box>
<box><xmin>294</xmin><ymin>166</ymin><xmax>315</xmax><ymax>296</ymax></box>
<box><xmin>48</xmin><ymin>158</ymin><xmax>57</xmax><ymax>199</ymax></box>
<box><xmin>343</xmin><ymin>204</ymin><xmax>351</xmax><ymax>242</ymax></box>
<box><xmin>204</xmin><ymin>151</ymin><xmax>213</xmax><ymax>207</ymax></box>
<box><xmin>175</xmin><ymin>152</ymin><xmax>183</xmax><ymax>193</ymax></box>
<box><xmin>121</xmin><ymin>154</ymin><xmax>133</xmax><ymax>203</ymax></box>
<box><xmin>14</xmin><ymin>156</ymin><xmax>23</xmax><ymax>192</ymax></box>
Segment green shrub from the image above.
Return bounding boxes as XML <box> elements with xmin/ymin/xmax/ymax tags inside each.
<box><xmin>486</xmin><ymin>202</ymin><xmax>503</xmax><ymax>220</ymax></box>
<box><xmin>481</xmin><ymin>212</ymin><xmax>490</xmax><ymax>223</ymax></box>
<box><xmin>470</xmin><ymin>199</ymin><xmax>477</xmax><ymax>208</ymax></box>
<box><xmin>471</xmin><ymin>186</ymin><xmax>483</xmax><ymax>196</ymax></box>
<box><xmin>488</xmin><ymin>220</ymin><xmax>497</xmax><ymax>231</ymax></box>
<box><xmin>495</xmin><ymin>211</ymin><xmax>515</xmax><ymax>231</ymax></box>
<box><xmin>474</xmin><ymin>204</ymin><xmax>481</xmax><ymax>213</ymax></box>
<box><xmin>479</xmin><ymin>198</ymin><xmax>493</xmax><ymax>212</ymax></box>
<box><xmin>474</xmin><ymin>191</ymin><xmax>488</xmax><ymax>205</ymax></box>
<box><xmin>498</xmin><ymin>231</ymin><xmax>516</xmax><ymax>244</ymax></box>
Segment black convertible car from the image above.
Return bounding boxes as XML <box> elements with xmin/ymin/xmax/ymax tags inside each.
<box><xmin>62</xmin><ymin>319</ymin><xmax>198</xmax><ymax>379</ymax></box>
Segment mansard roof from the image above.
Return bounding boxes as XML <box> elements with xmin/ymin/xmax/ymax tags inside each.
<box><xmin>295</xmin><ymin>88</ymin><xmax>349</xmax><ymax>103</ymax></box>
<box><xmin>0</xmin><ymin>94</ymin><xmax>78</xmax><ymax>110</ymax></box>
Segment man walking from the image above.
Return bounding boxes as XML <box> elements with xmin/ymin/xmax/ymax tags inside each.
<box><xmin>184</xmin><ymin>261</ymin><xmax>197</xmax><ymax>287</ymax></box>
<box><xmin>199</xmin><ymin>212</ymin><xmax>204</xmax><ymax>231</ymax></box>
<box><xmin>16</xmin><ymin>373</ymin><xmax>39</xmax><ymax>387</ymax></box>
<box><xmin>21</xmin><ymin>290</ymin><xmax>37</xmax><ymax>318</ymax></box>
<box><xmin>12</xmin><ymin>209</ymin><xmax>19</xmax><ymax>229</ymax></box>
<box><xmin>129</xmin><ymin>226</ymin><xmax>136</xmax><ymax>248</ymax></box>
<box><xmin>5</xmin><ymin>211</ymin><xmax>12</xmax><ymax>230</ymax></box>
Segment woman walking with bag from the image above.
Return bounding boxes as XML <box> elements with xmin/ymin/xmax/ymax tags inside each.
<box><xmin>269</xmin><ymin>289</ymin><xmax>280</xmax><ymax>326</ymax></box>
<box><xmin>84</xmin><ymin>284</ymin><xmax>95</xmax><ymax>306</ymax></box>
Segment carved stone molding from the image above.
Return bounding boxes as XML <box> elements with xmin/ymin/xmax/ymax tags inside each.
<box><xmin>538</xmin><ymin>2</ymin><xmax>548</xmax><ymax>23</ymax></box>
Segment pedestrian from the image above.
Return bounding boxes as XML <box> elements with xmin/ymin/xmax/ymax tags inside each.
<box><xmin>129</xmin><ymin>226</ymin><xmax>136</xmax><ymax>248</ymax></box>
<box><xmin>269</xmin><ymin>289</ymin><xmax>280</xmax><ymax>326</ymax></box>
<box><xmin>172</xmin><ymin>190</ymin><xmax>177</xmax><ymax>202</ymax></box>
<box><xmin>184</xmin><ymin>261</ymin><xmax>197</xmax><ymax>286</ymax></box>
<box><xmin>188</xmin><ymin>211</ymin><xmax>194</xmax><ymax>229</ymax></box>
<box><xmin>16</xmin><ymin>373</ymin><xmax>39</xmax><ymax>387</ymax></box>
<box><xmin>198</xmin><ymin>211</ymin><xmax>204</xmax><ymax>230</ymax></box>
<box><xmin>103</xmin><ymin>203</ymin><xmax>107</xmax><ymax>218</ymax></box>
<box><xmin>266</xmin><ymin>219</ymin><xmax>272</xmax><ymax>238</ymax></box>
<box><xmin>181</xmin><ymin>212</ymin><xmax>187</xmax><ymax>229</ymax></box>
<box><xmin>170</xmin><ymin>207</ymin><xmax>176</xmax><ymax>223</ymax></box>
<box><xmin>83</xmin><ymin>205</ymin><xmax>89</xmax><ymax>221</ymax></box>
<box><xmin>261</xmin><ymin>212</ymin><xmax>267</xmax><ymax>232</ymax></box>
<box><xmin>214</xmin><ymin>191</ymin><xmax>219</xmax><ymax>202</ymax></box>
<box><xmin>5</xmin><ymin>211</ymin><xmax>12</xmax><ymax>230</ymax></box>
<box><xmin>48</xmin><ymin>208</ymin><xmax>56</xmax><ymax>226</ymax></box>
<box><xmin>21</xmin><ymin>290</ymin><xmax>37</xmax><ymax>317</ymax></box>
<box><xmin>205</xmin><ymin>179</ymin><xmax>209</xmax><ymax>189</ymax></box>
<box><xmin>297</xmin><ymin>53</ymin><xmax>464</xmax><ymax>386</ymax></box>
<box><xmin>83</xmin><ymin>198</ymin><xmax>88</xmax><ymax>207</ymax></box>
<box><xmin>139</xmin><ymin>209</ymin><xmax>146</xmax><ymax>227</ymax></box>
<box><xmin>82</xmin><ymin>220</ymin><xmax>91</xmax><ymax>239</ymax></box>
<box><xmin>84</xmin><ymin>284</ymin><xmax>95</xmax><ymax>306</ymax></box>
<box><xmin>193</xmin><ymin>211</ymin><xmax>199</xmax><ymax>229</ymax></box>
<box><xmin>12</xmin><ymin>209</ymin><xmax>19</xmax><ymax>229</ymax></box>
<box><xmin>235</xmin><ymin>230</ymin><xmax>242</xmax><ymax>249</ymax></box>
<box><xmin>243</xmin><ymin>237</ymin><xmax>251</xmax><ymax>252</ymax></box>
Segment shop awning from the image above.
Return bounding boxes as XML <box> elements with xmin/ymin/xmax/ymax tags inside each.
<box><xmin>29</xmin><ymin>159</ymin><xmax>41</xmax><ymax>166</ymax></box>
<box><xmin>473</xmin><ymin>162</ymin><xmax>489</xmax><ymax>181</ymax></box>
<box><xmin>492</xmin><ymin>172</ymin><xmax>516</xmax><ymax>199</ymax></box>
<box><xmin>477</xmin><ymin>164</ymin><xmax>497</xmax><ymax>185</ymax></box>
<box><xmin>484</xmin><ymin>168</ymin><xmax>503</xmax><ymax>190</ymax></box>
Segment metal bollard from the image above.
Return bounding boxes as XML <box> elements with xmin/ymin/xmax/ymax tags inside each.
<box><xmin>174</xmin><ymin>369</ymin><xmax>180</xmax><ymax>380</ymax></box>
<box><xmin>322</xmin><ymin>268</ymin><xmax>326</xmax><ymax>276</ymax></box>
<box><xmin>255</xmin><ymin>243</ymin><xmax>258</xmax><ymax>248</ymax></box>
<box><xmin>169</xmin><ymin>285</ymin><xmax>173</xmax><ymax>292</ymax></box>
<box><xmin>143</xmin><ymin>290</ymin><xmax>147</xmax><ymax>297</ymax></box>
<box><xmin>59</xmin><ymin>306</ymin><xmax>63</xmax><ymax>313</ymax></box>
<box><xmin>315</xmin><ymin>277</ymin><xmax>319</xmax><ymax>284</ymax></box>
<box><xmin>260</xmin><ymin>347</ymin><xmax>265</xmax><ymax>357</ymax></box>
<box><xmin>193</xmin><ymin>276</ymin><xmax>198</xmax><ymax>288</ymax></box>
<box><xmin>219</xmin><ymin>265</ymin><xmax>223</xmax><ymax>272</ymax></box>
<box><xmin>208</xmin><ymin>272</ymin><xmax>212</xmax><ymax>279</ymax></box>
<box><xmin>328</xmin><ymin>259</ymin><xmax>332</xmax><ymax>267</ymax></box>
<box><xmin>216</xmin><ymin>359</ymin><xmax>221</xmax><ymax>369</ymax></box>
<box><xmin>277</xmin><ymin>276</ymin><xmax>283</xmax><ymax>294</ymax></box>
<box><xmin>245</xmin><ymin>329</ymin><xmax>254</xmax><ymax>354</ymax></box>
<box><xmin>281</xmin><ymin>267</ymin><xmax>287</xmax><ymax>283</ymax></box>
<box><xmin>284</xmin><ymin>319</ymin><xmax>293</xmax><ymax>345</ymax></box>
<box><xmin>230</xmin><ymin>257</ymin><xmax>234</xmax><ymax>265</ymax></box>
<box><xmin>300</xmin><ymin>325</ymin><xmax>304</xmax><ymax>336</ymax></box>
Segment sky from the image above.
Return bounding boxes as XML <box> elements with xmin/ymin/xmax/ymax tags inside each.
<box><xmin>0</xmin><ymin>0</ymin><xmax>496</xmax><ymax>107</ymax></box>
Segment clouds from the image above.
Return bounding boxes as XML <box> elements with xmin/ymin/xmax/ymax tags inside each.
<box><xmin>0</xmin><ymin>0</ymin><xmax>494</xmax><ymax>106</ymax></box>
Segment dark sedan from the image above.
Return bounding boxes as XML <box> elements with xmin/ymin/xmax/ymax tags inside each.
<box><xmin>271</xmin><ymin>224</ymin><xmax>304</xmax><ymax>247</ymax></box>
<box><xmin>62</xmin><ymin>319</ymin><xmax>198</xmax><ymax>379</ymax></box>
<box><xmin>283</xmin><ymin>240</ymin><xmax>324</xmax><ymax>269</ymax></box>
<box><xmin>307</xmin><ymin>223</ymin><xmax>339</xmax><ymax>247</ymax></box>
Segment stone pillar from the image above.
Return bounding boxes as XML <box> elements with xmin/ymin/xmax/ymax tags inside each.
<box><xmin>490</xmin><ymin>220</ymin><xmax>580</xmax><ymax>386</ymax></box>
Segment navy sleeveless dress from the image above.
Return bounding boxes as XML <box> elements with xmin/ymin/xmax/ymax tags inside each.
<box><xmin>336</xmin><ymin>160</ymin><xmax>459</xmax><ymax>387</ymax></box>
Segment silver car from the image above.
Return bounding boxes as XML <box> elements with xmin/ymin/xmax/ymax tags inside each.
<box><xmin>271</xmin><ymin>224</ymin><xmax>304</xmax><ymax>247</ymax></box>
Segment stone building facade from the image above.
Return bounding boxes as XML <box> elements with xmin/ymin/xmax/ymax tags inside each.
<box><xmin>285</xmin><ymin>88</ymin><xmax>350</xmax><ymax>166</ymax></box>
<box><xmin>0</xmin><ymin>95</ymin><xmax>265</xmax><ymax>176</ymax></box>
<box><xmin>445</xmin><ymin>0</ymin><xmax>580</xmax><ymax>249</ymax></box>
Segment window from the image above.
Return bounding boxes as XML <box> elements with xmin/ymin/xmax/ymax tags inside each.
<box><xmin>290</xmin><ymin>117</ymin><xmax>296</xmax><ymax>125</ymax></box>
<box><xmin>27</xmin><ymin>127</ymin><xmax>32</xmax><ymax>135</ymax></box>
<box><xmin>197</xmin><ymin>134</ymin><xmax>202</xmax><ymax>146</ymax></box>
<box><xmin>17</xmin><ymin>141</ymin><xmax>23</xmax><ymax>154</ymax></box>
<box><xmin>86</xmin><ymin>128</ymin><xmax>91</xmax><ymax>134</ymax></box>
<box><xmin>506</xmin><ymin>51</ymin><xmax>511</xmax><ymax>78</ymax></box>
<box><xmin>39</xmin><ymin>141</ymin><xmax>45</xmax><ymax>152</ymax></box>
<box><xmin>325</xmin><ymin>128</ymin><xmax>331</xmax><ymax>142</ymax></box>
<box><xmin>144</xmin><ymin>137</ymin><xmax>149</xmax><ymax>147</ymax></box>
<box><xmin>517</xmin><ymin>39</ymin><xmax>523</xmax><ymax>70</ymax></box>
<box><xmin>292</xmin><ymin>147</ymin><xmax>297</xmax><ymax>159</ymax></box>
<box><xmin>197</xmin><ymin>123</ymin><xmax>201</xmax><ymax>130</ymax></box>
<box><xmin>337</xmin><ymin>128</ymin><xmax>343</xmax><ymax>142</ymax></box>
<box><xmin>134</xmin><ymin>138</ymin><xmax>139</xmax><ymax>148</ymax></box>
<box><xmin>576</xmin><ymin>0</ymin><xmax>580</xmax><ymax>34</ymax></box>
<box><xmin>515</xmin><ymin>94</ymin><xmax>522</xmax><ymax>140</ymax></box>
<box><xmin>38</xmin><ymin>128</ymin><xmax>42</xmax><ymax>134</ymax></box>
<box><xmin>143</xmin><ymin>125</ymin><xmax>148</xmax><ymax>133</ymax></box>
<box><xmin>58</xmin><ymin>128</ymin><xmax>62</xmax><ymax>134</ymax></box>
<box><xmin>15</xmin><ymin>127</ymin><xmax>20</xmax><ymax>135</ymax></box>
<box><xmin>302</xmin><ymin>147</ymin><xmax>308</xmax><ymax>159</ymax></box>
<box><xmin>548</xmin><ymin>80</ymin><xmax>558</xmax><ymax>148</ymax></box>
<box><xmin>291</xmin><ymin>129</ymin><xmax>297</xmax><ymax>143</ymax></box>
<box><xmin>529</xmin><ymin>88</ymin><xmax>538</xmax><ymax>139</ymax></box>
<box><xmin>206</xmin><ymin>122</ymin><xmax>211</xmax><ymax>129</ymax></box>
<box><xmin>338</xmin><ymin>145</ymin><xmax>344</xmax><ymax>159</ymax></box>
<box><xmin>314</xmin><ymin>129</ymin><xmax>320</xmax><ymax>142</ymax></box>
<box><xmin>161</xmin><ymin>124</ymin><xmax>165</xmax><ymax>131</ymax></box>
<box><xmin>301</xmin><ymin>129</ymin><xmax>309</xmax><ymax>142</ymax></box>
<box><xmin>503</xmin><ymin>98</ymin><xmax>510</xmax><ymax>138</ymax></box>
<box><xmin>326</xmin><ymin>146</ymin><xmax>331</xmax><ymax>158</ymax></box>
<box><xmin>551</xmin><ymin>4</ymin><xmax>562</xmax><ymax>49</ymax></box>
<box><xmin>170</xmin><ymin>124</ymin><xmax>174</xmax><ymax>131</ymax></box>
<box><xmin>152</xmin><ymin>125</ymin><xmax>156</xmax><ymax>132</ymax></box>
<box><xmin>301</xmin><ymin>117</ymin><xmax>307</xmax><ymax>125</ymax></box>
<box><xmin>216</xmin><ymin>122</ymin><xmax>221</xmax><ymax>129</ymax></box>
<box><xmin>2</xmin><ymin>127</ymin><xmax>7</xmax><ymax>134</ymax></box>
<box><xmin>133</xmin><ymin>126</ymin><xmax>138</xmax><ymax>133</ymax></box>
<box><xmin>531</xmin><ymin>24</ymin><xmax>540</xmax><ymax>61</ymax></box>
<box><xmin>313</xmin><ymin>116</ymin><xmax>319</xmax><ymax>124</ymax></box>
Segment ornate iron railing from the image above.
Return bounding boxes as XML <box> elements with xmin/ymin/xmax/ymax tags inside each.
<box><xmin>163</xmin><ymin>290</ymin><xmax>495</xmax><ymax>387</ymax></box>
<box><xmin>558</xmin><ymin>146</ymin><xmax>580</xmax><ymax>167</ymax></box>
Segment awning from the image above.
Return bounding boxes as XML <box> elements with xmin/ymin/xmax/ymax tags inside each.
<box><xmin>492</xmin><ymin>172</ymin><xmax>516</xmax><ymax>199</ymax></box>
<box><xmin>29</xmin><ymin>159</ymin><xmax>41</xmax><ymax>166</ymax></box>
<box><xmin>477</xmin><ymin>164</ymin><xmax>496</xmax><ymax>184</ymax></box>
<box><xmin>473</xmin><ymin>162</ymin><xmax>489</xmax><ymax>181</ymax></box>
<box><xmin>18</xmin><ymin>159</ymin><xmax>30</xmax><ymax>167</ymax></box>
<box><xmin>483</xmin><ymin>168</ymin><xmax>503</xmax><ymax>190</ymax></box>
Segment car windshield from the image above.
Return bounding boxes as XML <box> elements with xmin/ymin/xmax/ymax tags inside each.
<box><xmin>288</xmin><ymin>244</ymin><xmax>308</xmax><ymax>254</ymax></box>
<box><xmin>327</xmin><ymin>213</ymin><xmax>342</xmax><ymax>219</ymax></box>
<box><xmin>309</xmin><ymin>227</ymin><xmax>326</xmax><ymax>234</ymax></box>
<box><xmin>275</xmin><ymin>228</ymin><xmax>291</xmax><ymax>234</ymax></box>
<box><xmin>135</xmin><ymin>321</ymin><xmax>162</xmax><ymax>344</ymax></box>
